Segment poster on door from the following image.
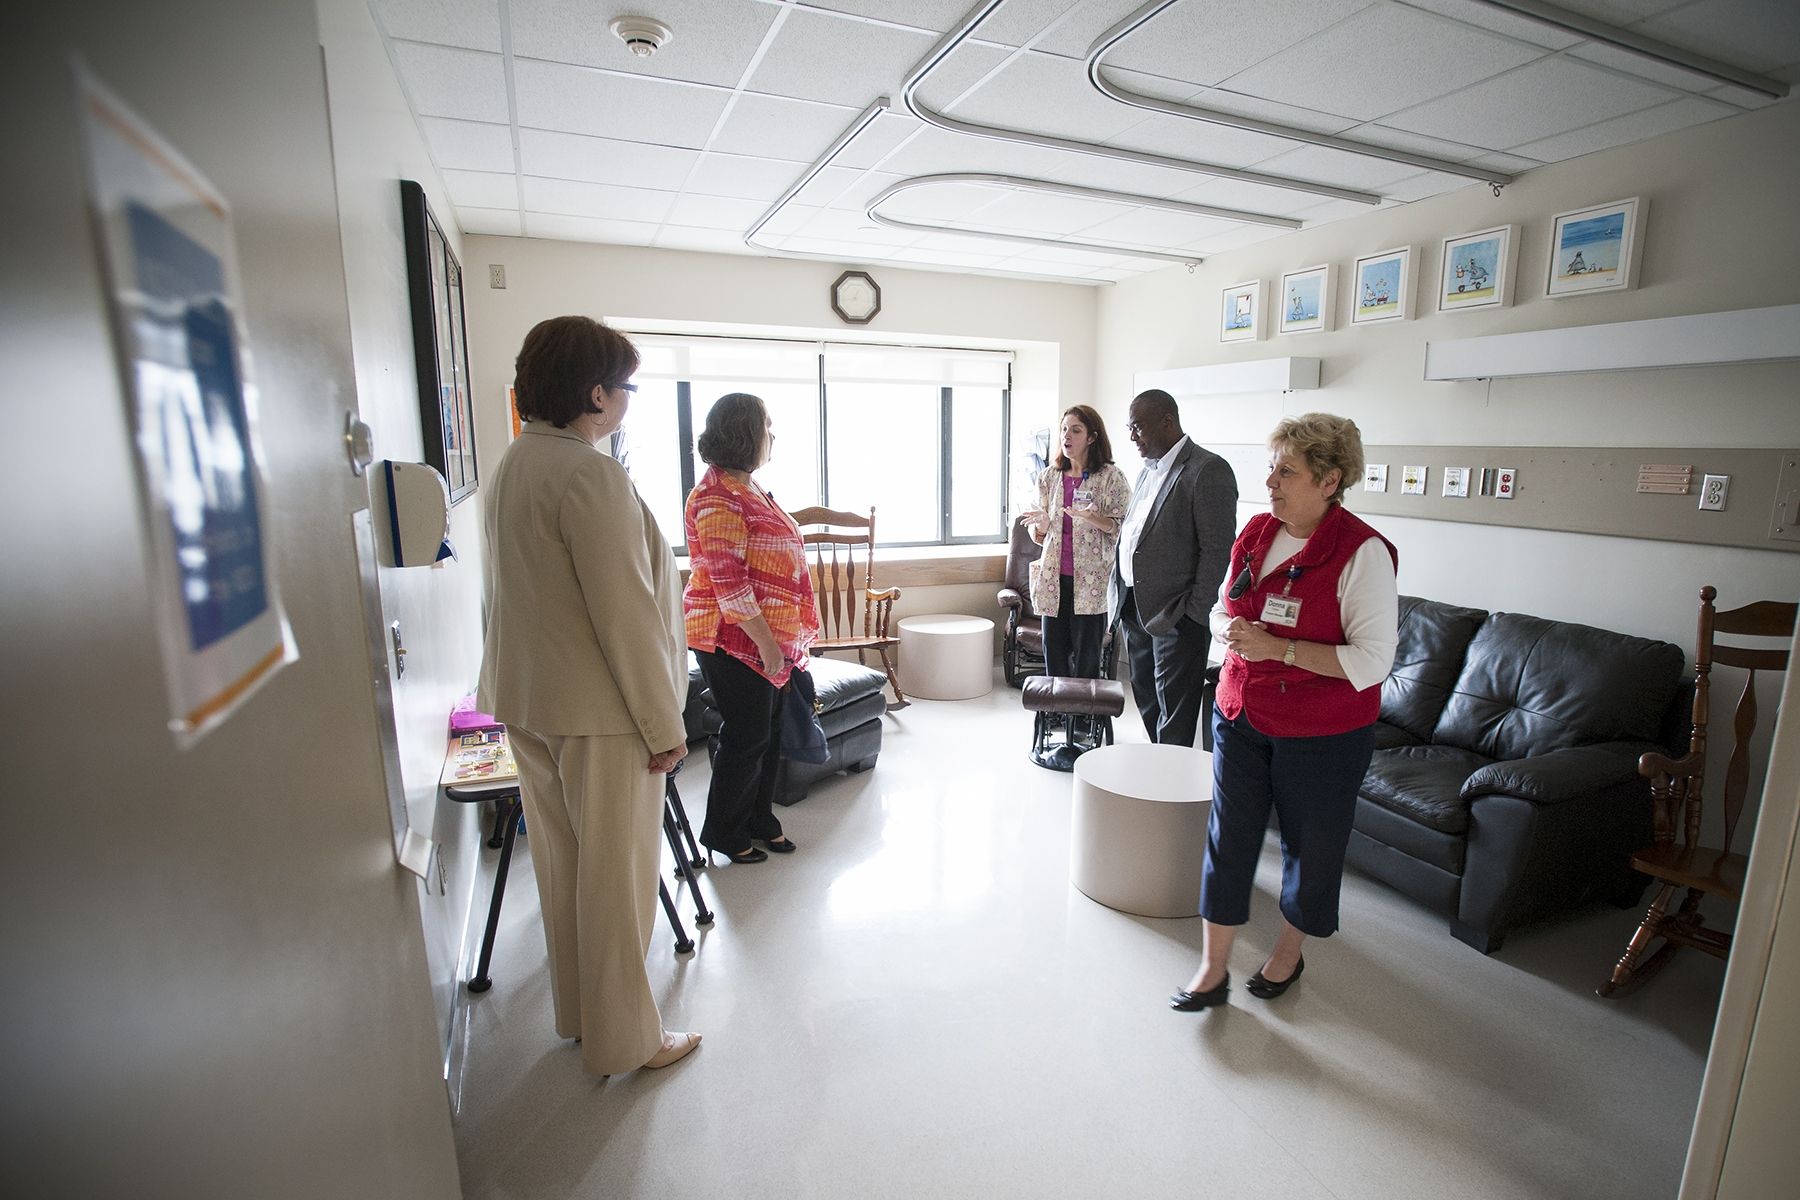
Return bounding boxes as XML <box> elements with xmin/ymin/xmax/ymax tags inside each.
<box><xmin>74</xmin><ymin>66</ymin><xmax>296</xmax><ymax>747</ymax></box>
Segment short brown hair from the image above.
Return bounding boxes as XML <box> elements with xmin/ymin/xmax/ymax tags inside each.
<box><xmin>696</xmin><ymin>392</ymin><xmax>768</xmax><ymax>472</ymax></box>
<box><xmin>1053</xmin><ymin>405</ymin><xmax>1115</xmax><ymax>471</ymax></box>
<box><xmin>512</xmin><ymin>316</ymin><xmax>639</xmax><ymax>428</ymax></box>
<box><xmin>1269</xmin><ymin>412</ymin><xmax>1365</xmax><ymax>506</ymax></box>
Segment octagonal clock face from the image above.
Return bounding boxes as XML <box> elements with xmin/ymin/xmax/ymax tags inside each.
<box><xmin>831</xmin><ymin>271</ymin><xmax>880</xmax><ymax>323</ymax></box>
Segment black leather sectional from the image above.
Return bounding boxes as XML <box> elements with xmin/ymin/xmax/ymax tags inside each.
<box><xmin>1352</xmin><ymin>596</ymin><xmax>1687</xmax><ymax>952</ymax></box>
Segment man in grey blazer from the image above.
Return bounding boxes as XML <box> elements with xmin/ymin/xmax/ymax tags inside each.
<box><xmin>1110</xmin><ymin>389</ymin><xmax>1239</xmax><ymax>746</ymax></box>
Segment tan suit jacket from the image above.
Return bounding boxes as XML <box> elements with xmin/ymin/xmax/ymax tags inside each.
<box><xmin>477</xmin><ymin>422</ymin><xmax>687</xmax><ymax>752</ymax></box>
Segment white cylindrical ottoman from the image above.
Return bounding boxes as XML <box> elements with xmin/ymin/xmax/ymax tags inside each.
<box><xmin>897</xmin><ymin>613</ymin><xmax>995</xmax><ymax>700</ymax></box>
<box><xmin>1070</xmin><ymin>743</ymin><xmax>1212</xmax><ymax>918</ymax></box>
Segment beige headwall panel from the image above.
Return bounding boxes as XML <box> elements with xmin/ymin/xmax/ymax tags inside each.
<box><xmin>1095</xmin><ymin>97</ymin><xmax>1800</xmax><ymax>654</ymax></box>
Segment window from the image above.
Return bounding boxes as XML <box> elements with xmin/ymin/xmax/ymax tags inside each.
<box><xmin>621</xmin><ymin>334</ymin><xmax>1012</xmax><ymax>552</ymax></box>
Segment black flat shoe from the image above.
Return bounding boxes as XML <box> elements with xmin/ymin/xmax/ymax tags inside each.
<box><xmin>1169</xmin><ymin>973</ymin><xmax>1230</xmax><ymax>1011</ymax></box>
<box><xmin>706</xmin><ymin>846</ymin><xmax>767</xmax><ymax>864</ymax></box>
<box><xmin>1246</xmin><ymin>955</ymin><xmax>1304</xmax><ymax>999</ymax></box>
<box><xmin>759</xmin><ymin>835</ymin><xmax>797</xmax><ymax>854</ymax></box>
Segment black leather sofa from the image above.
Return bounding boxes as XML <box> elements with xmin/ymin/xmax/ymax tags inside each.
<box><xmin>1350</xmin><ymin>596</ymin><xmax>1685</xmax><ymax>952</ymax></box>
<box><xmin>685</xmin><ymin>653</ymin><xmax>887</xmax><ymax>806</ymax></box>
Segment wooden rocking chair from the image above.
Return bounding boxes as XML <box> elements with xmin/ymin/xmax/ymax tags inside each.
<box><xmin>1599</xmin><ymin>585</ymin><xmax>1796</xmax><ymax>996</ymax></box>
<box><xmin>788</xmin><ymin>506</ymin><xmax>906</xmax><ymax>709</ymax></box>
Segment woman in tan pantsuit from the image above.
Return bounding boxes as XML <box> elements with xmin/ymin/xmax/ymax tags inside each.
<box><xmin>477</xmin><ymin>315</ymin><xmax>700</xmax><ymax>1076</ymax></box>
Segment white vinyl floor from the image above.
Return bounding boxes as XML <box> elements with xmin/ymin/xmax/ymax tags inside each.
<box><xmin>450</xmin><ymin>669</ymin><xmax>1723</xmax><ymax>1200</ymax></box>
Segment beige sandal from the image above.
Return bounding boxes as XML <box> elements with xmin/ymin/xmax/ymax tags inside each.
<box><xmin>643</xmin><ymin>1030</ymin><xmax>702</xmax><ymax>1069</ymax></box>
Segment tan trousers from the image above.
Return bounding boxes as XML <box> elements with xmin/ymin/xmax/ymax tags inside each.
<box><xmin>507</xmin><ymin>727</ymin><xmax>664</xmax><ymax>1076</ymax></box>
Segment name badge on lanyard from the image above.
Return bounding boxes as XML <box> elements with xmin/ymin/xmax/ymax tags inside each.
<box><xmin>1261</xmin><ymin>594</ymin><xmax>1302</xmax><ymax>627</ymax></box>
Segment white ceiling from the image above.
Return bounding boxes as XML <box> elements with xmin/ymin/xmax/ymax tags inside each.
<box><xmin>372</xmin><ymin>0</ymin><xmax>1800</xmax><ymax>285</ymax></box>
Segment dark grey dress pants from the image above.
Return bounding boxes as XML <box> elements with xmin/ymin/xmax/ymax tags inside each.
<box><xmin>1118</xmin><ymin>587</ymin><xmax>1211</xmax><ymax>747</ymax></box>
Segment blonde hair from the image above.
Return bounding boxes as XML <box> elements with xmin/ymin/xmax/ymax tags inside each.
<box><xmin>1270</xmin><ymin>413</ymin><xmax>1364</xmax><ymax>506</ymax></box>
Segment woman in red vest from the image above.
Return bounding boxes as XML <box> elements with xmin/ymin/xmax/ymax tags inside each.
<box><xmin>1171</xmin><ymin>414</ymin><xmax>1397</xmax><ymax>1010</ymax></box>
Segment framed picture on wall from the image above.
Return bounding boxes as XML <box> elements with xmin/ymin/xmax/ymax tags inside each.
<box><xmin>1545</xmin><ymin>197</ymin><xmax>1645</xmax><ymax>298</ymax></box>
<box><xmin>400</xmin><ymin>179</ymin><xmax>478</xmax><ymax>504</ymax></box>
<box><xmin>1350</xmin><ymin>246</ymin><xmax>1415</xmax><ymax>325</ymax></box>
<box><xmin>1278</xmin><ymin>264</ymin><xmax>1333</xmax><ymax>335</ymax></box>
<box><xmin>1437</xmin><ymin>224</ymin><xmax>1518</xmax><ymax>313</ymax></box>
<box><xmin>1220</xmin><ymin>279</ymin><xmax>1263</xmax><ymax>343</ymax></box>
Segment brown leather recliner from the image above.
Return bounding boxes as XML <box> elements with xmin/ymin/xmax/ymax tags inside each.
<box><xmin>997</xmin><ymin>513</ymin><xmax>1118</xmax><ymax>687</ymax></box>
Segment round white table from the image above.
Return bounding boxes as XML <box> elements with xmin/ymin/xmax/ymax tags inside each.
<box><xmin>1070</xmin><ymin>742</ymin><xmax>1212</xmax><ymax>918</ymax></box>
<box><xmin>897</xmin><ymin>613</ymin><xmax>995</xmax><ymax>700</ymax></box>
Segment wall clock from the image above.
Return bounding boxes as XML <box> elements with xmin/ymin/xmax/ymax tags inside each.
<box><xmin>830</xmin><ymin>270</ymin><xmax>881</xmax><ymax>324</ymax></box>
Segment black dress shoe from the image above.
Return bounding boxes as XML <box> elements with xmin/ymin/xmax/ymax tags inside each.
<box><xmin>706</xmin><ymin>845</ymin><xmax>767</xmax><ymax>864</ymax></box>
<box><xmin>759</xmin><ymin>835</ymin><xmax>797</xmax><ymax>854</ymax></box>
<box><xmin>1169</xmin><ymin>973</ymin><xmax>1230</xmax><ymax>1011</ymax></box>
<box><xmin>1246</xmin><ymin>955</ymin><xmax>1304</xmax><ymax>999</ymax></box>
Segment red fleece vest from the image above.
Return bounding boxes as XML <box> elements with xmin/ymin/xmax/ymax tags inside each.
<box><xmin>1214</xmin><ymin>505</ymin><xmax>1397</xmax><ymax>738</ymax></box>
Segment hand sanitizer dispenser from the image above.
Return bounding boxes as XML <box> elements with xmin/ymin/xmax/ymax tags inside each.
<box><xmin>374</xmin><ymin>460</ymin><xmax>457</xmax><ymax>567</ymax></box>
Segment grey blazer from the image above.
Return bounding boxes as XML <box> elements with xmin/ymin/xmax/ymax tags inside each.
<box><xmin>1111</xmin><ymin>439</ymin><xmax>1240</xmax><ymax>637</ymax></box>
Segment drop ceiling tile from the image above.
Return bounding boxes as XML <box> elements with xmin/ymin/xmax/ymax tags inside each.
<box><xmin>944</xmin><ymin>50</ymin><xmax>1144</xmax><ymax>143</ymax></box>
<box><xmin>801</xmin><ymin>0</ymin><xmax>976</xmax><ymax>33</ymax></box>
<box><xmin>888</xmin><ymin>246</ymin><xmax>1008</xmax><ymax>269</ymax></box>
<box><xmin>421</xmin><ymin>118</ymin><xmax>516</xmax><ymax>172</ymax></box>
<box><xmin>870</xmin><ymin>125</ymin><xmax>1078</xmax><ymax>179</ymax></box>
<box><xmin>456</xmin><ymin>206</ymin><xmax>522</xmax><ymax>236</ymax></box>
<box><xmin>909</xmin><ymin>41</ymin><xmax>1015</xmax><ymax>111</ymax></box>
<box><xmin>1383</xmin><ymin>56</ymin><xmax>1676</xmax><ymax>149</ymax></box>
<box><xmin>831</xmin><ymin>109</ymin><xmax>927</xmax><ymax>169</ymax></box>
<box><xmin>1397</xmin><ymin>0</ymin><xmax>1581</xmax><ymax>50</ymax></box>
<box><xmin>1010</xmin><ymin>0</ymin><xmax>1177</xmax><ymax>59</ymax></box>
<box><xmin>1071</xmin><ymin>207</ymin><xmax>1246</xmax><ymax>251</ymax></box>
<box><xmin>1289</xmin><ymin>195</ymin><xmax>1389</xmax><ymax>224</ymax></box>
<box><xmin>441</xmin><ymin>168</ymin><xmax>519</xmax><ymax>209</ymax></box>
<box><xmin>1100</xmin><ymin>0</ymin><xmax>1368</xmax><ymax>87</ymax></box>
<box><xmin>518</xmin><ymin>128</ymin><xmax>700</xmax><ymax>189</ymax></box>
<box><xmin>685</xmin><ymin>153</ymin><xmax>806</xmax><ymax>202</ymax></box>
<box><xmin>1173</xmin><ymin>86</ymin><xmax>1363</xmax><ymax>137</ymax></box>
<box><xmin>664</xmin><ymin>192</ymin><xmax>770</xmax><ymax>231</ymax></box>
<box><xmin>1222</xmin><ymin>5</ymin><xmax>1543</xmax><ymax>124</ymax></box>
<box><xmin>1567</xmin><ymin>41</ymin><xmax>1743</xmax><ymax>94</ymax></box>
<box><xmin>1044</xmin><ymin>155</ymin><xmax>1220</xmax><ymax>201</ymax></box>
<box><xmin>789</xmin><ymin>208</ymin><xmax>915</xmax><ymax>245</ymax></box>
<box><xmin>392</xmin><ymin>42</ymin><xmax>509</xmax><ymax>122</ymax></box>
<box><xmin>759</xmin><ymin>204</ymin><xmax>822</xmax><ymax>238</ymax></box>
<box><xmin>746</xmin><ymin>8</ymin><xmax>937</xmax><ymax>106</ymax></box>
<box><xmin>1107</xmin><ymin>111</ymin><xmax>1309</xmax><ymax>171</ymax></box>
<box><xmin>1509</xmin><ymin>95</ymin><xmax>1736</xmax><ymax>160</ymax></box>
<box><xmin>372</xmin><ymin>0</ymin><xmax>502</xmax><ymax>52</ymax></box>
<box><xmin>775</xmin><ymin>235</ymin><xmax>911</xmax><ymax>261</ymax></box>
<box><xmin>525</xmin><ymin>212</ymin><xmax>659</xmax><ymax>244</ymax></box>
<box><xmin>806</xmin><ymin>168</ymin><xmax>910</xmax><ymax>211</ymax></box>
<box><xmin>1196</xmin><ymin>223</ymin><xmax>1292</xmax><ymax>253</ymax></box>
<box><xmin>514</xmin><ymin>59</ymin><xmax>729</xmax><ymax>147</ymax></box>
<box><xmin>1468</xmin><ymin>151</ymin><xmax>1542</xmax><ymax>173</ymax></box>
<box><xmin>1638</xmin><ymin>0</ymin><xmax>1800</xmax><ymax>74</ymax></box>
<box><xmin>509</xmin><ymin>0</ymin><xmax>776</xmax><ymax>87</ymax></box>
<box><xmin>968</xmin><ymin>190</ymin><xmax>1138</xmax><ymax>237</ymax></box>
<box><xmin>1380</xmin><ymin>170</ymin><xmax>1475</xmax><ymax>202</ymax></box>
<box><xmin>873</xmin><ymin>179</ymin><xmax>1004</xmax><ymax>222</ymax></box>
<box><xmin>521</xmin><ymin>177</ymin><xmax>676</xmax><ymax>223</ymax></box>
<box><xmin>1172</xmin><ymin>175</ymin><xmax>1346</xmax><ymax>218</ymax></box>
<box><xmin>1704</xmin><ymin>81</ymin><xmax>1783</xmax><ymax>107</ymax></box>
<box><xmin>989</xmin><ymin>243</ymin><xmax>1130</xmax><ymax>269</ymax></box>
<box><xmin>1341</xmin><ymin>122</ymin><xmax>1484</xmax><ymax>163</ymax></box>
<box><xmin>909</xmin><ymin>229</ymin><xmax>1023</xmax><ymax>257</ymax></box>
<box><xmin>710</xmin><ymin>93</ymin><xmax>864</xmax><ymax>161</ymax></box>
<box><xmin>1080</xmin><ymin>267</ymin><xmax>1139</xmax><ymax>282</ymax></box>
<box><xmin>653</xmin><ymin>225</ymin><xmax>758</xmax><ymax>254</ymax></box>
<box><xmin>1250</xmin><ymin>143</ymin><xmax>1429</xmax><ymax>191</ymax></box>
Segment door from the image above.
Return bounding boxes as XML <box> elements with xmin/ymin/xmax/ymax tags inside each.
<box><xmin>0</xmin><ymin>2</ymin><xmax>461</xmax><ymax>1195</ymax></box>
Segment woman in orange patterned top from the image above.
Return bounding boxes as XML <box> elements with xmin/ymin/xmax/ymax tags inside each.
<box><xmin>683</xmin><ymin>392</ymin><xmax>821</xmax><ymax>864</ymax></box>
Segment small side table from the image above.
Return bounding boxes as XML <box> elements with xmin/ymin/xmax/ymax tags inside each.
<box><xmin>897</xmin><ymin>613</ymin><xmax>995</xmax><ymax>700</ymax></box>
<box><xmin>1070</xmin><ymin>742</ymin><xmax>1213</xmax><ymax>918</ymax></box>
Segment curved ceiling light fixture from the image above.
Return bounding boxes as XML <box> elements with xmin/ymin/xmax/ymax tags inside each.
<box><xmin>865</xmin><ymin>173</ymin><xmax>1305</xmax><ymax>265</ymax></box>
<box><xmin>899</xmin><ymin>0</ymin><xmax>1383</xmax><ymax>207</ymax></box>
<box><xmin>1086</xmin><ymin>0</ymin><xmax>1514</xmax><ymax>188</ymax></box>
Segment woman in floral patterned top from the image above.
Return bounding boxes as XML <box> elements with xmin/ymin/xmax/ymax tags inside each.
<box><xmin>1022</xmin><ymin>405</ymin><xmax>1130</xmax><ymax>678</ymax></box>
<box><xmin>684</xmin><ymin>393</ymin><xmax>820</xmax><ymax>864</ymax></box>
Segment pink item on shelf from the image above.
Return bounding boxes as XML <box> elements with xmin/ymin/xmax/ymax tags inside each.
<box><xmin>449</xmin><ymin>694</ymin><xmax>504</xmax><ymax>735</ymax></box>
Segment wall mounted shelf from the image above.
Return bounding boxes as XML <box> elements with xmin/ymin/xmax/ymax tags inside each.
<box><xmin>1423</xmin><ymin>304</ymin><xmax>1800</xmax><ymax>381</ymax></box>
<box><xmin>1135</xmin><ymin>356</ymin><xmax>1321</xmax><ymax>397</ymax></box>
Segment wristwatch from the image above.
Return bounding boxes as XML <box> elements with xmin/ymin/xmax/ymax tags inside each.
<box><xmin>1283</xmin><ymin>639</ymin><xmax>1297</xmax><ymax>666</ymax></box>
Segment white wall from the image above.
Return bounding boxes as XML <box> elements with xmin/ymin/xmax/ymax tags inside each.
<box><xmin>1095</xmin><ymin>97</ymin><xmax>1800</xmax><ymax>821</ymax></box>
<box><xmin>318</xmin><ymin>0</ymin><xmax>488</xmax><ymax>1071</ymax></box>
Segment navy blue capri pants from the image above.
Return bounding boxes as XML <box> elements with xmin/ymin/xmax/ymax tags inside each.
<box><xmin>1198</xmin><ymin>707</ymin><xmax>1376</xmax><ymax>937</ymax></box>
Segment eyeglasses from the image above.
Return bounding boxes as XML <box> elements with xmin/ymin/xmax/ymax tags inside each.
<box><xmin>611</xmin><ymin>381</ymin><xmax>638</xmax><ymax>394</ymax></box>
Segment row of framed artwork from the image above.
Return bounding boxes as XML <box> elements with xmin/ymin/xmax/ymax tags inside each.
<box><xmin>1220</xmin><ymin>195</ymin><xmax>1646</xmax><ymax>342</ymax></box>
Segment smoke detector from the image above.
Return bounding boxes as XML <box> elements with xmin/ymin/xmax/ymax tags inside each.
<box><xmin>609</xmin><ymin>16</ymin><xmax>672</xmax><ymax>58</ymax></box>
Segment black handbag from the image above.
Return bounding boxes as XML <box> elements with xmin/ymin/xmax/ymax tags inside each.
<box><xmin>780</xmin><ymin>664</ymin><xmax>830</xmax><ymax>765</ymax></box>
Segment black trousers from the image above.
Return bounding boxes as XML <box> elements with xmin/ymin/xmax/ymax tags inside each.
<box><xmin>696</xmin><ymin>648</ymin><xmax>785</xmax><ymax>854</ymax></box>
<box><xmin>1042</xmin><ymin>573</ymin><xmax>1106</xmax><ymax>678</ymax></box>
<box><xmin>1117</xmin><ymin>587</ymin><xmax>1210</xmax><ymax>747</ymax></box>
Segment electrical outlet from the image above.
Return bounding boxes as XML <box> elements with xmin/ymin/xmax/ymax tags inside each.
<box><xmin>1699</xmin><ymin>474</ymin><xmax>1729</xmax><ymax>511</ymax></box>
<box><xmin>1495</xmin><ymin>468</ymin><xmax>1516</xmax><ymax>499</ymax></box>
<box><xmin>488</xmin><ymin>263</ymin><xmax>507</xmax><ymax>289</ymax></box>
